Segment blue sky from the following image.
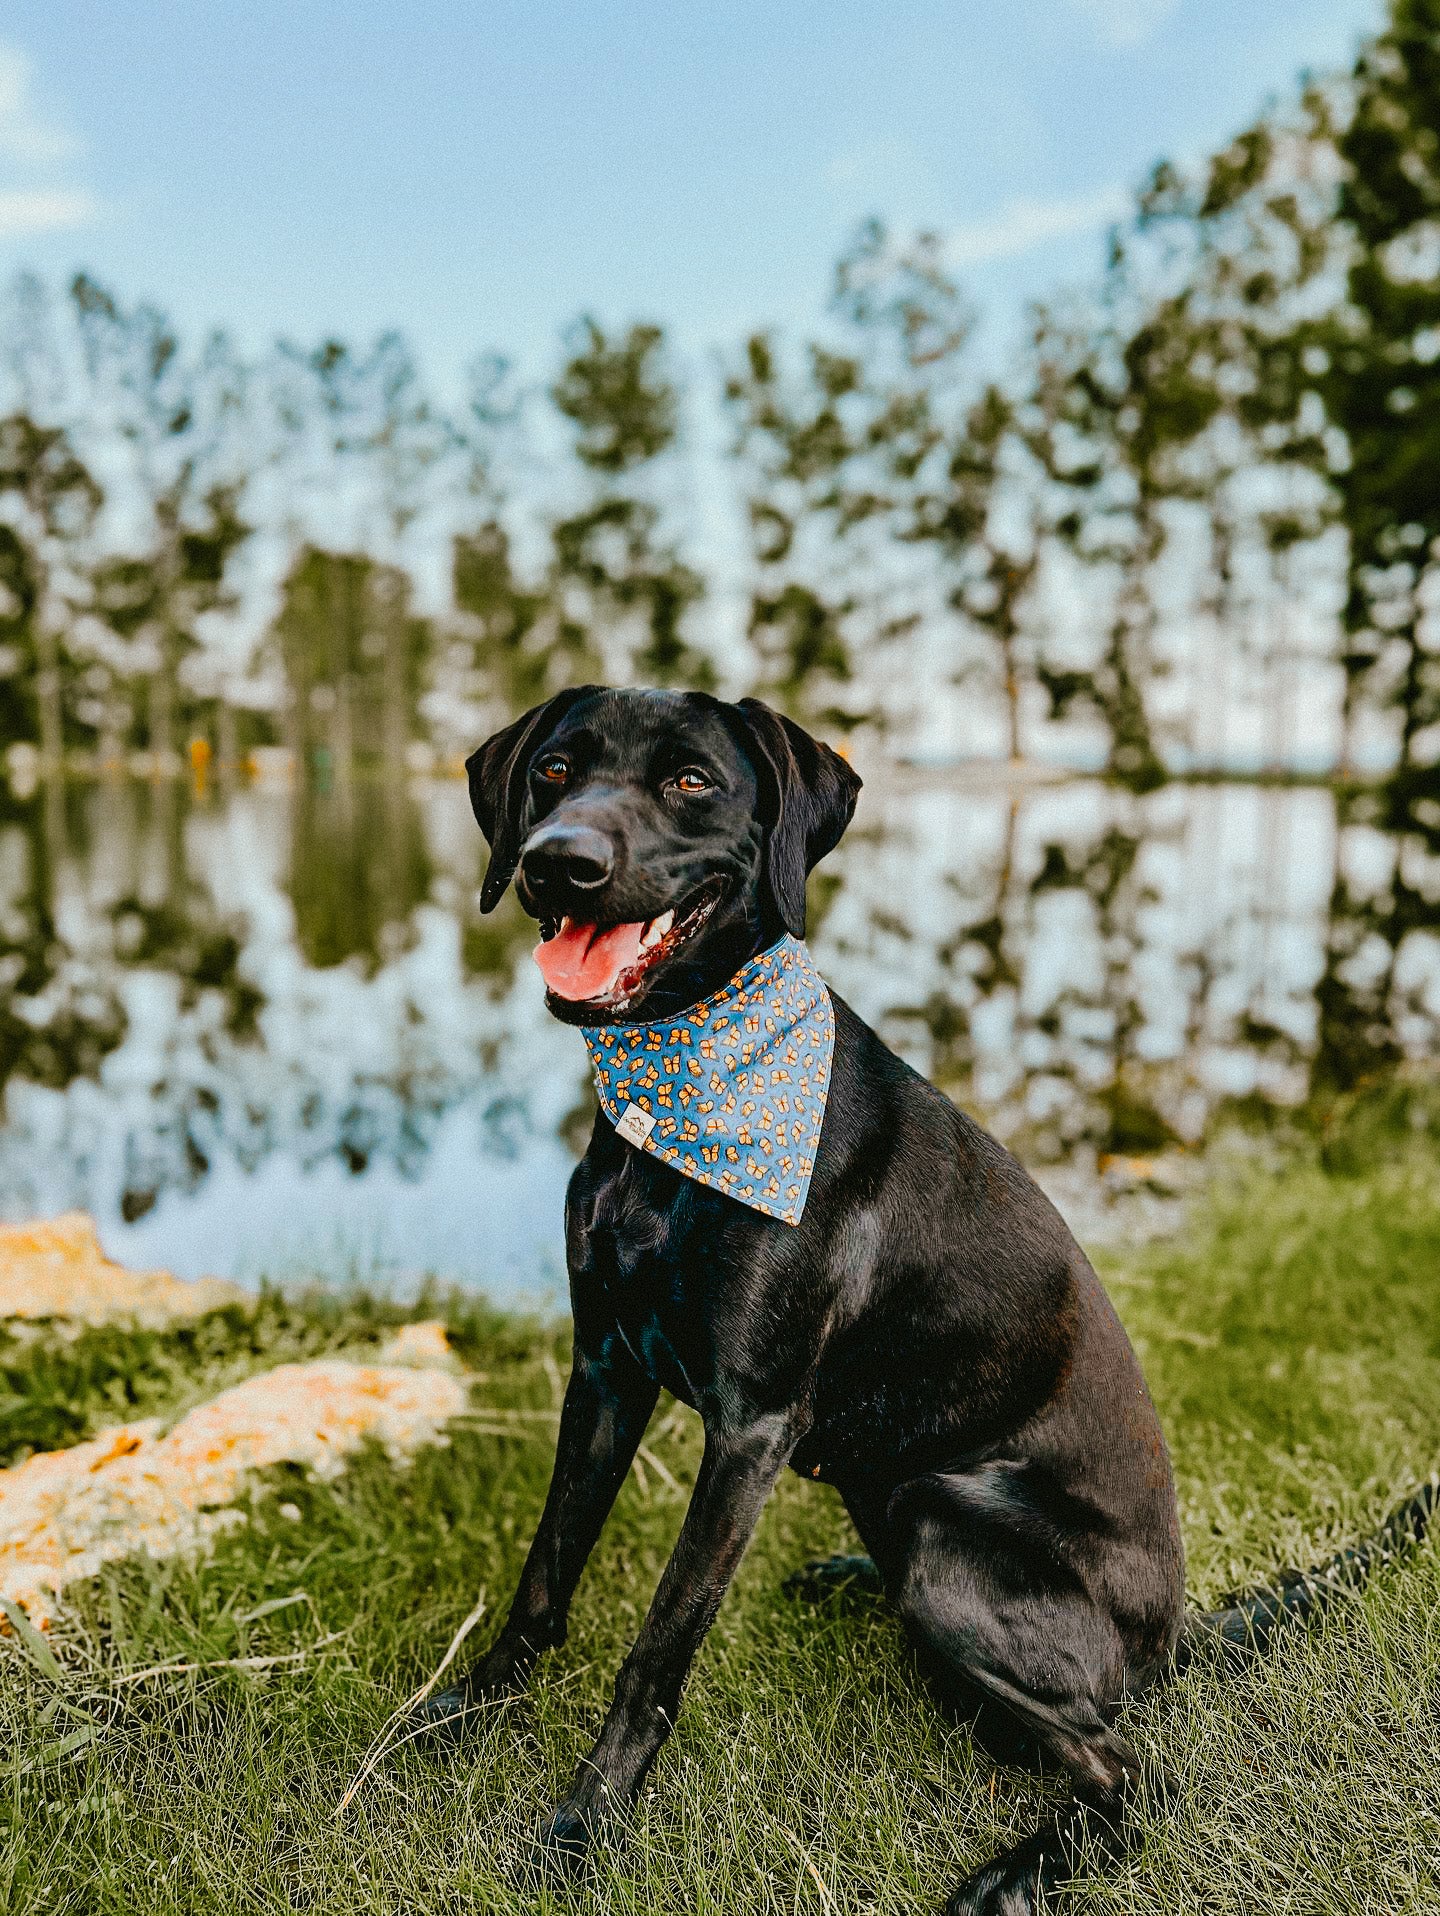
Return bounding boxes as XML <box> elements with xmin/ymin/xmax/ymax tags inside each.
<box><xmin>0</xmin><ymin>1</ymin><xmax>1383</xmax><ymax>385</ymax></box>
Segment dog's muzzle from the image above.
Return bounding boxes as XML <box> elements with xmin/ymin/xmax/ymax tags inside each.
<box><xmin>519</xmin><ymin>823</ymin><xmax>616</xmax><ymax>901</ymax></box>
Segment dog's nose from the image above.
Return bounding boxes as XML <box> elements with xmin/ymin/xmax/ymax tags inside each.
<box><xmin>520</xmin><ymin>823</ymin><xmax>616</xmax><ymax>894</ymax></box>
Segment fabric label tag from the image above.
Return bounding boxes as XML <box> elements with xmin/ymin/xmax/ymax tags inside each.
<box><xmin>615</xmin><ymin>1102</ymin><xmax>657</xmax><ymax>1147</ymax></box>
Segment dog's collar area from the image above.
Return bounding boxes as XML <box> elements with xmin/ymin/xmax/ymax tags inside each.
<box><xmin>580</xmin><ymin>936</ymin><xmax>835</xmax><ymax>1225</ymax></box>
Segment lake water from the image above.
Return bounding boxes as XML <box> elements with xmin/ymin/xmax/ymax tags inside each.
<box><xmin>1</xmin><ymin>767</ymin><xmax>1435</xmax><ymax>1302</ymax></box>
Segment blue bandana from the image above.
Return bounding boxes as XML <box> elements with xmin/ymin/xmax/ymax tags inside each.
<box><xmin>581</xmin><ymin>936</ymin><xmax>835</xmax><ymax>1225</ymax></box>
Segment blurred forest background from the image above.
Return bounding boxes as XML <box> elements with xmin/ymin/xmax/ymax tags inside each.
<box><xmin>2</xmin><ymin>4</ymin><xmax>1438</xmax><ymax>789</ymax></box>
<box><xmin>1</xmin><ymin>2</ymin><xmax>1439</xmax><ymax>1280</ymax></box>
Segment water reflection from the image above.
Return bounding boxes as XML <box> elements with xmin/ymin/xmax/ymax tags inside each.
<box><xmin>0</xmin><ymin>766</ymin><xmax>1435</xmax><ymax>1298</ymax></box>
<box><xmin>289</xmin><ymin>769</ymin><xmax>433</xmax><ymax>975</ymax></box>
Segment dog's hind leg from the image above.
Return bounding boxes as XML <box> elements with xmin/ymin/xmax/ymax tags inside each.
<box><xmin>907</xmin><ymin>1590</ymin><xmax>1144</xmax><ymax>1916</ymax></box>
<box><xmin>782</xmin><ymin>1480</ymin><xmax>900</xmax><ymax>1602</ymax></box>
<box><xmin>889</xmin><ymin>1472</ymin><xmax>1160</xmax><ymax>1916</ymax></box>
<box><xmin>783</xmin><ymin>1554</ymin><xmax>884</xmax><ymax>1600</ymax></box>
<box><xmin>942</xmin><ymin>1783</ymin><xmax>1139</xmax><ymax>1916</ymax></box>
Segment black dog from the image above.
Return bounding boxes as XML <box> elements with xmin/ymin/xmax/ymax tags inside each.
<box><xmin>416</xmin><ymin>685</ymin><xmax>1431</xmax><ymax>1913</ymax></box>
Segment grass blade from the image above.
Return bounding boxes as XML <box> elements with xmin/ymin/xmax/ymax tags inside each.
<box><xmin>335</xmin><ymin>1589</ymin><xmax>487</xmax><ymax>1815</ymax></box>
<box><xmin>1</xmin><ymin>1724</ymin><xmax>98</xmax><ymax>1778</ymax></box>
<box><xmin>0</xmin><ymin>1598</ymin><xmax>65</xmax><ymax>1682</ymax></box>
<box><xmin>235</xmin><ymin>1591</ymin><xmax>310</xmax><ymax>1625</ymax></box>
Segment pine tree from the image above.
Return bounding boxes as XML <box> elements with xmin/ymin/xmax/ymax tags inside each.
<box><xmin>549</xmin><ymin>319</ymin><xmax>710</xmax><ymax>688</ymax></box>
<box><xmin>70</xmin><ymin>276</ymin><xmax>250</xmax><ymax>770</ymax></box>
<box><xmin>1322</xmin><ymin>0</ymin><xmax>1440</xmax><ymax>778</ymax></box>
<box><xmin>725</xmin><ymin>223</ymin><xmax>971</xmax><ymax>733</ymax></box>
<box><xmin>0</xmin><ymin>412</ymin><xmax>102</xmax><ymax>766</ymax></box>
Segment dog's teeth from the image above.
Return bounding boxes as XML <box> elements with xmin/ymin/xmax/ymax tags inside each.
<box><xmin>559</xmin><ymin>915</ymin><xmax>571</xmax><ymax>934</ymax></box>
<box><xmin>637</xmin><ymin>910</ymin><xmax>676</xmax><ymax>954</ymax></box>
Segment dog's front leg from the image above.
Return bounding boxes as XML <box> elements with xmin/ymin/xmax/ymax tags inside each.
<box><xmin>538</xmin><ymin>1405</ymin><xmax>805</xmax><ymax>1862</ymax></box>
<box><xmin>415</xmin><ymin>1347</ymin><xmax>658</xmax><ymax>1740</ymax></box>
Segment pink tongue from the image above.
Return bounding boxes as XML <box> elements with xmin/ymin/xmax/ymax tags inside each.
<box><xmin>533</xmin><ymin>920</ymin><xmax>647</xmax><ymax>1001</ymax></box>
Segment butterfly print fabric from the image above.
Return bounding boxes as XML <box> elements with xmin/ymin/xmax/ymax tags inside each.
<box><xmin>581</xmin><ymin>936</ymin><xmax>835</xmax><ymax>1225</ymax></box>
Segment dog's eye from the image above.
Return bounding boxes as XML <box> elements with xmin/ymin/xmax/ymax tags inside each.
<box><xmin>670</xmin><ymin>768</ymin><xmax>712</xmax><ymax>795</ymax></box>
<box><xmin>535</xmin><ymin>754</ymin><xmax>570</xmax><ymax>784</ymax></box>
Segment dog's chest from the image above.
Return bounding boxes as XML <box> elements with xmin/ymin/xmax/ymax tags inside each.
<box><xmin>579</xmin><ymin>1166</ymin><xmax>723</xmax><ymax>1407</ymax></box>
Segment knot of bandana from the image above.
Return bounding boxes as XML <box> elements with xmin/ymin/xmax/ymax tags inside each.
<box><xmin>581</xmin><ymin>935</ymin><xmax>835</xmax><ymax>1225</ymax></box>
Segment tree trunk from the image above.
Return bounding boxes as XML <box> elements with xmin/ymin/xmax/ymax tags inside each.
<box><xmin>282</xmin><ymin>676</ymin><xmax>305</xmax><ymax>787</ymax></box>
<box><xmin>1396</xmin><ymin>624</ymin><xmax>1422</xmax><ymax>774</ymax></box>
<box><xmin>216</xmin><ymin>694</ymin><xmax>238</xmax><ymax>785</ymax></box>
<box><xmin>381</xmin><ymin>574</ymin><xmax>409</xmax><ymax>774</ymax></box>
<box><xmin>34</xmin><ymin>619</ymin><xmax>64</xmax><ymax>773</ymax></box>
<box><xmin>149</xmin><ymin>635</ymin><xmax>177</xmax><ymax>776</ymax></box>
<box><xmin>1336</xmin><ymin>664</ymin><xmax>1359</xmax><ymax>781</ymax></box>
<box><xmin>1001</xmin><ymin>632</ymin><xmax>1022</xmax><ymax>763</ymax></box>
<box><xmin>334</xmin><ymin>672</ymin><xmax>355</xmax><ymax>815</ymax></box>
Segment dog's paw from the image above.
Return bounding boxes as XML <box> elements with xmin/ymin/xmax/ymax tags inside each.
<box><xmin>943</xmin><ymin>1834</ymin><xmax>1048</xmax><ymax>1916</ymax></box>
<box><xmin>407</xmin><ymin>1668</ymin><xmax>513</xmax><ymax>1751</ymax></box>
<box><xmin>407</xmin><ymin>1678</ymin><xmax>485</xmax><ymax>1751</ymax></box>
<box><xmin>530</xmin><ymin>1799</ymin><xmax>600</xmax><ymax>1879</ymax></box>
<box><xmin>783</xmin><ymin>1553</ymin><xmax>883</xmax><ymax>1602</ymax></box>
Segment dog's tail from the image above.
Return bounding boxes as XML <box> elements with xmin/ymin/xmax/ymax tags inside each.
<box><xmin>1176</xmin><ymin>1480</ymin><xmax>1438</xmax><ymax>1671</ymax></box>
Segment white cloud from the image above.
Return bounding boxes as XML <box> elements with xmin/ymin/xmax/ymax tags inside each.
<box><xmin>822</xmin><ymin>136</ymin><xmax>954</xmax><ymax>237</ymax></box>
<box><xmin>0</xmin><ymin>44</ymin><xmax>77</xmax><ymax>164</ymax></box>
<box><xmin>943</xmin><ymin>186</ymin><xmax>1128</xmax><ymax>269</ymax></box>
<box><xmin>826</xmin><ymin>137</ymin><xmax>939</xmax><ymax>201</ymax></box>
<box><xmin>0</xmin><ymin>45</ymin><xmax>94</xmax><ymax>238</ymax></box>
<box><xmin>0</xmin><ymin>188</ymin><xmax>98</xmax><ymax>238</ymax></box>
<box><xmin>1065</xmin><ymin>0</ymin><xmax>1180</xmax><ymax>49</ymax></box>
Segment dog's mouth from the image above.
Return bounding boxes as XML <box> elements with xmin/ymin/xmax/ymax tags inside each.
<box><xmin>533</xmin><ymin>881</ymin><xmax>723</xmax><ymax>1012</ymax></box>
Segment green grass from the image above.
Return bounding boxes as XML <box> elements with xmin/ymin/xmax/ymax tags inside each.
<box><xmin>3</xmin><ymin>1108</ymin><xmax>1440</xmax><ymax>1914</ymax></box>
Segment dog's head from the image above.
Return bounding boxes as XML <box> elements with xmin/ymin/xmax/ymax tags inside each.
<box><xmin>467</xmin><ymin>686</ymin><xmax>861</xmax><ymax>1024</ymax></box>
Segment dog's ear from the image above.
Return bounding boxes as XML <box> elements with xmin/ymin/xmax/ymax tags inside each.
<box><xmin>735</xmin><ymin>697</ymin><xmax>862</xmax><ymax>937</ymax></box>
<box><xmin>467</xmin><ymin>686</ymin><xmax>601</xmax><ymax>913</ymax></box>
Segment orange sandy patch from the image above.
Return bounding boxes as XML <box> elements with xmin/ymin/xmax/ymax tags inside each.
<box><xmin>0</xmin><ymin>1214</ymin><xmax>249</xmax><ymax>1327</ymax></box>
<box><xmin>0</xmin><ymin>1357</ymin><xmax>469</xmax><ymax>1626</ymax></box>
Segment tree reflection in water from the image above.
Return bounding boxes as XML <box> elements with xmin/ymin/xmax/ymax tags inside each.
<box><xmin>288</xmin><ymin>757</ymin><xmax>433</xmax><ymax>975</ymax></box>
<box><xmin>0</xmin><ymin>767</ymin><xmax>1435</xmax><ymax>1295</ymax></box>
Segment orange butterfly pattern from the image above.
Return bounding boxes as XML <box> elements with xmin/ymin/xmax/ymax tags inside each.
<box><xmin>581</xmin><ymin>936</ymin><xmax>835</xmax><ymax>1225</ymax></box>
